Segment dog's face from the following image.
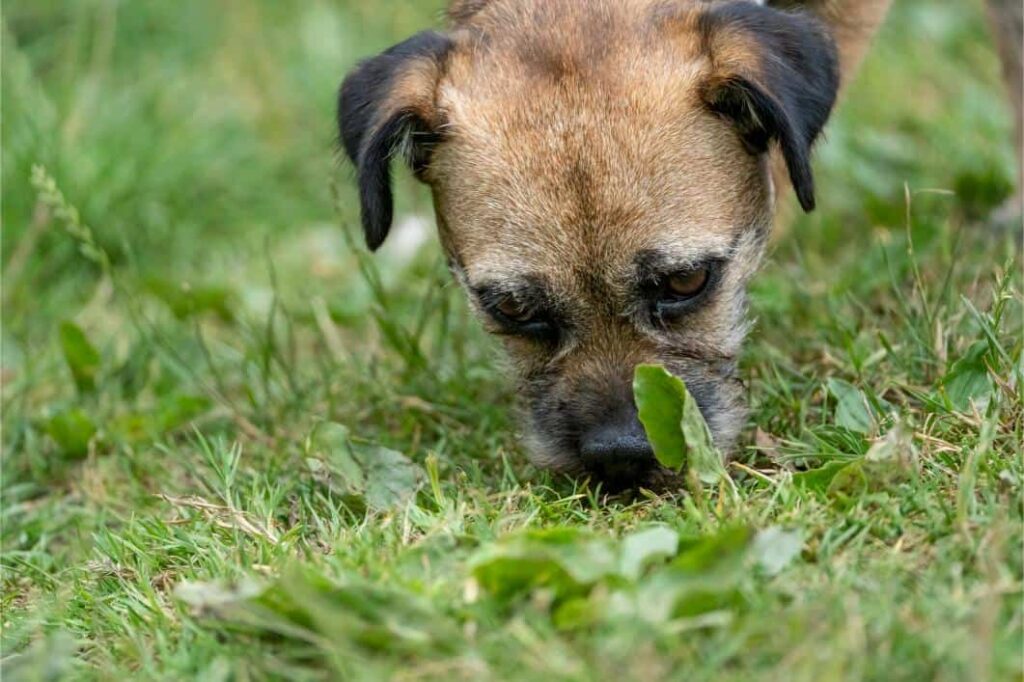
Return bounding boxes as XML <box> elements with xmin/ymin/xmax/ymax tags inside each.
<box><xmin>339</xmin><ymin>0</ymin><xmax>838</xmax><ymax>489</ymax></box>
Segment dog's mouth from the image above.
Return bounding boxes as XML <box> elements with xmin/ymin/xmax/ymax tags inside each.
<box><xmin>586</xmin><ymin>464</ymin><xmax>686</xmax><ymax>495</ymax></box>
<box><xmin>543</xmin><ymin>450</ymin><xmax>686</xmax><ymax>494</ymax></box>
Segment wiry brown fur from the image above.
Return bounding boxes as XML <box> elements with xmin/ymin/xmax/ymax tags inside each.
<box><xmin>433</xmin><ymin>0</ymin><xmax>775</xmax><ymax>479</ymax></box>
<box><xmin>339</xmin><ymin>0</ymin><xmax>894</xmax><ymax>488</ymax></box>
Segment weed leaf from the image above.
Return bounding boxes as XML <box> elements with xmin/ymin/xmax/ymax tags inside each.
<box><xmin>58</xmin><ymin>322</ymin><xmax>100</xmax><ymax>394</ymax></box>
<box><xmin>827</xmin><ymin>378</ymin><xmax>875</xmax><ymax>434</ymax></box>
<box><xmin>633</xmin><ymin>364</ymin><xmax>688</xmax><ymax>469</ymax></box>
<box><xmin>633</xmin><ymin>364</ymin><xmax>726</xmax><ymax>483</ymax></box>
<box><xmin>177</xmin><ymin>568</ymin><xmax>461</xmax><ymax>658</ymax></box>
<box><xmin>791</xmin><ymin>460</ymin><xmax>851</xmax><ymax>492</ymax></box>
<box><xmin>45</xmin><ymin>407</ymin><xmax>97</xmax><ymax>459</ymax></box>
<box><xmin>470</xmin><ymin>528</ymin><xmax>619</xmax><ymax>602</ymax></box>
<box><xmin>625</xmin><ymin>526</ymin><xmax>752</xmax><ymax>622</ymax></box>
<box><xmin>941</xmin><ymin>340</ymin><xmax>993</xmax><ymax>411</ymax></box>
<box><xmin>751</xmin><ymin>527</ymin><xmax>803</xmax><ymax>576</ymax></box>
<box><xmin>828</xmin><ymin>425</ymin><xmax>918</xmax><ymax>500</ymax></box>
<box><xmin>309</xmin><ymin>422</ymin><xmax>424</xmax><ymax>511</ymax></box>
<box><xmin>619</xmin><ymin>526</ymin><xmax>679</xmax><ymax>581</ymax></box>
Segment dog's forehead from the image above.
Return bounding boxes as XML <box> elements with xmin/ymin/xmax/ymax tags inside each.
<box><xmin>431</xmin><ymin>12</ymin><xmax>767</xmax><ymax>288</ymax></box>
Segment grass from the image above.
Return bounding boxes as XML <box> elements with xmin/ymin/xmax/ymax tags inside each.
<box><xmin>2</xmin><ymin>1</ymin><xmax>1021</xmax><ymax>680</ymax></box>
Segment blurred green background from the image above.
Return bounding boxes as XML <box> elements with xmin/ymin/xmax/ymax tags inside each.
<box><xmin>2</xmin><ymin>2</ymin><xmax>1020</xmax><ymax>679</ymax></box>
<box><xmin>2</xmin><ymin>0</ymin><xmax>1016</xmax><ymax>334</ymax></box>
<box><xmin>2</xmin><ymin>0</ymin><xmax>1016</xmax><ymax>442</ymax></box>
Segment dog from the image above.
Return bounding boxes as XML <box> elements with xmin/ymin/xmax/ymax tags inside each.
<box><xmin>337</xmin><ymin>0</ymin><xmax>1021</xmax><ymax>490</ymax></box>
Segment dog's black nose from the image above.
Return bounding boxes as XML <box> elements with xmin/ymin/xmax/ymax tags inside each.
<box><xmin>579</xmin><ymin>419</ymin><xmax>657</xmax><ymax>487</ymax></box>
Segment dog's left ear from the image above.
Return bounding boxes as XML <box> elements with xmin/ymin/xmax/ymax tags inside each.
<box><xmin>698</xmin><ymin>3</ymin><xmax>839</xmax><ymax>211</ymax></box>
<box><xmin>338</xmin><ymin>31</ymin><xmax>453</xmax><ymax>250</ymax></box>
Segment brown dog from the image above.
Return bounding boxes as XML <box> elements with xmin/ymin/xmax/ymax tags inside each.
<box><xmin>337</xmin><ymin>0</ymin><xmax>1016</xmax><ymax>490</ymax></box>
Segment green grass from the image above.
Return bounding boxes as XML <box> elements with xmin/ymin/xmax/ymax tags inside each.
<box><xmin>2</xmin><ymin>1</ymin><xmax>1022</xmax><ymax>680</ymax></box>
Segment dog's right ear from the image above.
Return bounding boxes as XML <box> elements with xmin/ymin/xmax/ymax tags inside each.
<box><xmin>338</xmin><ymin>31</ymin><xmax>452</xmax><ymax>250</ymax></box>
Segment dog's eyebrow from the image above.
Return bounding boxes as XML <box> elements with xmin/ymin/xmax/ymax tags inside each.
<box><xmin>470</xmin><ymin>274</ymin><xmax>553</xmax><ymax>307</ymax></box>
<box><xmin>632</xmin><ymin>247</ymin><xmax>731</xmax><ymax>280</ymax></box>
<box><xmin>633</xmin><ymin>228</ymin><xmax>749</xmax><ymax>279</ymax></box>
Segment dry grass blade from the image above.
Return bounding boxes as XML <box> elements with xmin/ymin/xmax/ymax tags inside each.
<box><xmin>156</xmin><ymin>494</ymin><xmax>280</xmax><ymax>543</ymax></box>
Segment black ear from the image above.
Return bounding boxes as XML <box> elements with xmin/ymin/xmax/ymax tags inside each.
<box><xmin>698</xmin><ymin>3</ymin><xmax>839</xmax><ymax>212</ymax></box>
<box><xmin>338</xmin><ymin>31</ymin><xmax>452</xmax><ymax>250</ymax></box>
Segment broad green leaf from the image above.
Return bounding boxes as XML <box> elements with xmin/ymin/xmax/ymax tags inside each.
<box><xmin>828</xmin><ymin>425</ymin><xmax>917</xmax><ymax>500</ymax></box>
<box><xmin>941</xmin><ymin>340</ymin><xmax>993</xmax><ymax>411</ymax></box>
<box><xmin>633</xmin><ymin>364</ymin><xmax>688</xmax><ymax>469</ymax></box>
<box><xmin>46</xmin><ymin>408</ymin><xmax>97</xmax><ymax>459</ymax></box>
<box><xmin>825</xmin><ymin>460</ymin><xmax>871</xmax><ymax>498</ymax></box>
<box><xmin>270</xmin><ymin>568</ymin><xmax>462</xmax><ymax>655</ymax></box>
<box><xmin>58</xmin><ymin>322</ymin><xmax>100</xmax><ymax>394</ymax></box>
<box><xmin>472</xmin><ymin>554</ymin><xmax>580</xmax><ymax>603</ymax></box>
<box><xmin>827</xmin><ymin>378</ymin><xmax>875</xmax><ymax>434</ymax></box>
<box><xmin>308</xmin><ymin>422</ymin><xmax>424</xmax><ymax>511</ymax></box>
<box><xmin>312</xmin><ymin>422</ymin><xmax>365</xmax><ymax>489</ymax></box>
<box><xmin>633</xmin><ymin>364</ymin><xmax>726</xmax><ymax>483</ymax></box>
<box><xmin>671</xmin><ymin>525</ymin><xmax>753</xmax><ymax>576</ymax></box>
<box><xmin>791</xmin><ymin>460</ymin><xmax>852</xmax><ymax>492</ymax></box>
<box><xmin>795</xmin><ymin>426</ymin><xmax>916</xmax><ymax>502</ymax></box>
<box><xmin>682</xmin><ymin>404</ymin><xmax>729</xmax><ymax>485</ymax></box>
<box><xmin>751</xmin><ymin>527</ymin><xmax>803</xmax><ymax>576</ymax></box>
<box><xmin>553</xmin><ymin>596</ymin><xmax>601</xmax><ymax>631</ymax></box>
<box><xmin>621</xmin><ymin>526</ymin><xmax>753</xmax><ymax>623</ymax></box>
<box><xmin>359</xmin><ymin>443</ymin><xmax>425</xmax><ymax>511</ymax></box>
<box><xmin>469</xmin><ymin>528</ymin><xmax>619</xmax><ymax>602</ymax></box>
<box><xmin>619</xmin><ymin>526</ymin><xmax>679</xmax><ymax>581</ymax></box>
<box><xmin>177</xmin><ymin>568</ymin><xmax>462</xmax><ymax>657</ymax></box>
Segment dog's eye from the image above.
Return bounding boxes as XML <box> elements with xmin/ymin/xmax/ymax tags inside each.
<box><xmin>495</xmin><ymin>296</ymin><xmax>535</xmax><ymax>323</ymax></box>
<box><xmin>487</xmin><ymin>294</ymin><xmax>560</xmax><ymax>340</ymax></box>
<box><xmin>649</xmin><ymin>263</ymin><xmax>718</xmax><ymax>322</ymax></box>
<box><xmin>666</xmin><ymin>269</ymin><xmax>709</xmax><ymax>299</ymax></box>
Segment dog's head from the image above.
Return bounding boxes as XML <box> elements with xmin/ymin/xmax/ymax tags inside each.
<box><xmin>338</xmin><ymin>0</ymin><xmax>838</xmax><ymax>489</ymax></box>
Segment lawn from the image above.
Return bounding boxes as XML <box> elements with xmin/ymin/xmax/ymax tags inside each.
<box><xmin>2</xmin><ymin>1</ymin><xmax>1022</xmax><ymax>680</ymax></box>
